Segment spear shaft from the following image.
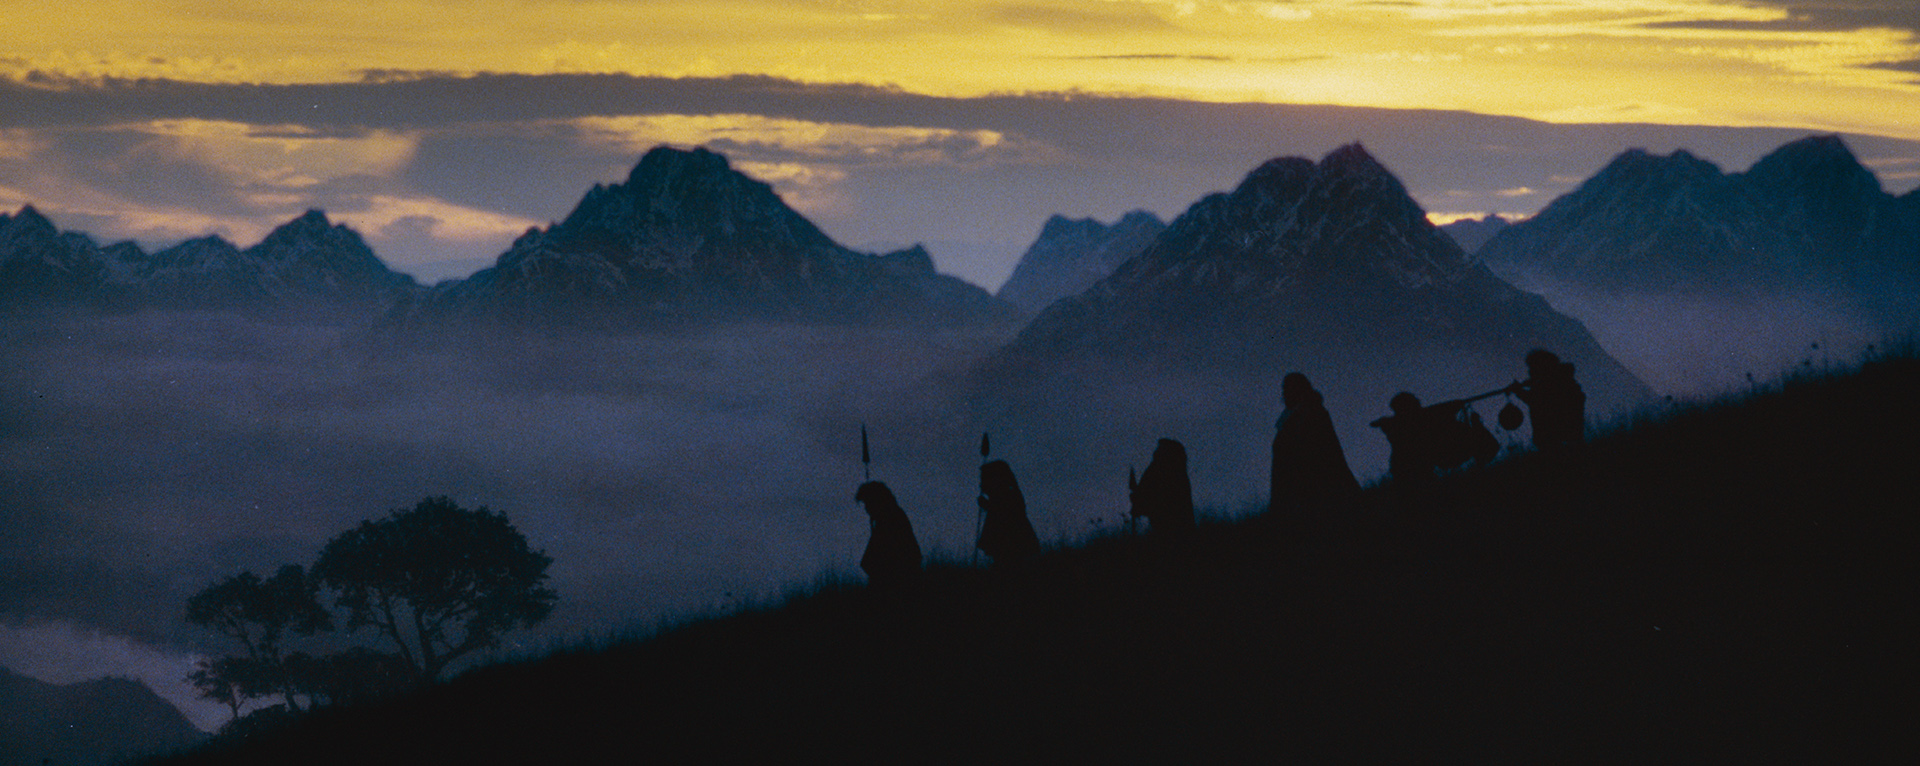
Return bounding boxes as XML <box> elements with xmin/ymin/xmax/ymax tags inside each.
<box><xmin>973</xmin><ymin>432</ymin><xmax>990</xmax><ymax>566</ymax></box>
<box><xmin>860</xmin><ymin>424</ymin><xmax>871</xmax><ymax>482</ymax></box>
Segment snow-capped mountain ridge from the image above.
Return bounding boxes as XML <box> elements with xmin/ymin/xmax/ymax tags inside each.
<box><xmin>996</xmin><ymin>210</ymin><xmax>1165</xmax><ymax>314</ymax></box>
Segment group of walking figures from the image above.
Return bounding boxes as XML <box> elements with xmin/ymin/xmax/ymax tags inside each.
<box><xmin>855</xmin><ymin>349</ymin><xmax>1585</xmax><ymax>586</ymax></box>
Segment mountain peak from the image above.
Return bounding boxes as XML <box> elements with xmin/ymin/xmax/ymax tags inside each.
<box><xmin>1596</xmin><ymin>147</ymin><xmax>1724</xmax><ymax>182</ymax></box>
<box><xmin>1479</xmin><ymin>133</ymin><xmax>1917</xmax><ymax>307</ymax></box>
<box><xmin>554</xmin><ymin>143</ymin><xmax>825</xmax><ymax>251</ymax></box>
<box><xmin>4</xmin><ymin>204</ymin><xmax>59</xmax><ymax>238</ymax></box>
<box><xmin>1760</xmin><ymin>133</ymin><xmax>1853</xmax><ymax>161</ymax></box>
<box><xmin>1134</xmin><ymin>142</ymin><xmax>1450</xmax><ymax>291</ymax></box>
<box><xmin>1745</xmin><ymin>133</ymin><xmax>1881</xmax><ymax>197</ymax></box>
<box><xmin>1322</xmin><ymin>142</ymin><xmax>1388</xmax><ymax>174</ymax></box>
<box><xmin>1238</xmin><ymin>156</ymin><xmax>1314</xmax><ymax>195</ymax></box>
<box><xmin>997</xmin><ymin>211</ymin><xmax>1168</xmax><ymax>313</ymax></box>
<box><xmin>253</xmin><ymin>209</ymin><xmax>361</xmax><ymax>252</ymax></box>
<box><xmin>628</xmin><ymin>145</ymin><xmax>735</xmax><ymax>186</ymax></box>
<box><xmin>418</xmin><ymin>145</ymin><xmax>1010</xmax><ymax>325</ymax></box>
<box><xmin>1037</xmin><ymin>214</ymin><xmax>1101</xmax><ymax>239</ymax></box>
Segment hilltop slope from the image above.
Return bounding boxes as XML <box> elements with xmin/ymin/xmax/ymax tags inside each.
<box><xmin>158</xmin><ymin>352</ymin><xmax>1920</xmax><ymax>763</ymax></box>
<box><xmin>1472</xmin><ymin>135</ymin><xmax>1920</xmax><ymax>395</ymax></box>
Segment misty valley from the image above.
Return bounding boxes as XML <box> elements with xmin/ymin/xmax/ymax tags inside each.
<box><xmin>3</xmin><ymin>133</ymin><xmax>1917</xmax><ymax>762</ymax></box>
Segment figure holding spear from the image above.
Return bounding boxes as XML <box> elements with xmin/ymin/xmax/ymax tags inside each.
<box><xmin>854</xmin><ymin>423</ymin><xmax>921</xmax><ymax>588</ymax></box>
<box><xmin>861</xmin><ymin>423</ymin><xmax>872</xmax><ymax>481</ymax></box>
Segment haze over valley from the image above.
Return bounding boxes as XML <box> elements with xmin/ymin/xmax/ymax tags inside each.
<box><xmin>3</xmin><ymin>130</ymin><xmax>1916</xmax><ymax>756</ymax></box>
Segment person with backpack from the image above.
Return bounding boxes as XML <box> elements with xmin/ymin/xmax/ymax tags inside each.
<box><xmin>1507</xmin><ymin>349</ymin><xmax>1586</xmax><ymax>451</ymax></box>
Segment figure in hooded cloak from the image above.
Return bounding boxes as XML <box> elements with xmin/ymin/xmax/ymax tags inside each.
<box><xmin>1270</xmin><ymin>372</ymin><xmax>1359</xmax><ymax>513</ymax></box>
<box><xmin>976</xmin><ymin>459</ymin><xmax>1040</xmax><ymax>564</ymax></box>
<box><xmin>856</xmin><ymin>481</ymin><xmax>921</xmax><ymax>587</ymax></box>
<box><xmin>1130</xmin><ymin>438</ymin><xmax>1195</xmax><ymax>537</ymax></box>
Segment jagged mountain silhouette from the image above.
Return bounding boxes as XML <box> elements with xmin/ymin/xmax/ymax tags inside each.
<box><xmin>411</xmin><ymin>146</ymin><xmax>1012</xmax><ymax>326</ymax></box>
<box><xmin>996</xmin><ymin>210</ymin><xmax>1165</xmax><ymax>315</ymax></box>
<box><xmin>986</xmin><ymin>144</ymin><xmax>1639</xmax><ymax>371</ymax></box>
<box><xmin>1479</xmin><ymin>134</ymin><xmax>1920</xmax><ymax>316</ymax></box>
<box><xmin>964</xmin><ymin>143</ymin><xmax>1647</xmax><ymax>503</ymax></box>
<box><xmin>0</xmin><ymin>207</ymin><xmax>420</xmax><ymax>312</ymax></box>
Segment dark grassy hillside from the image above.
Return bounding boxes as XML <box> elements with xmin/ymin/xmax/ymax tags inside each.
<box><xmin>158</xmin><ymin>354</ymin><xmax>1920</xmax><ymax>763</ymax></box>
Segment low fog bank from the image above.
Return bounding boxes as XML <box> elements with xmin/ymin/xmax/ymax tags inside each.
<box><xmin>0</xmin><ymin>311</ymin><xmax>1023</xmax><ymax>686</ymax></box>
<box><xmin>0</xmin><ymin>292</ymin><xmax>1795</xmax><ymax>712</ymax></box>
<box><xmin>0</xmin><ymin>619</ymin><xmax>225</xmax><ymax>733</ymax></box>
<box><xmin>1513</xmin><ymin>279</ymin><xmax>1898</xmax><ymax>397</ymax></box>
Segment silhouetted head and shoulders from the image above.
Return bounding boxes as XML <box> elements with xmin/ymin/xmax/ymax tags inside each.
<box><xmin>1278</xmin><ymin>372</ymin><xmax>1325</xmax><ymax>420</ymax></box>
<box><xmin>1370</xmin><ymin>392</ymin><xmax>1443</xmax><ymax>482</ymax></box>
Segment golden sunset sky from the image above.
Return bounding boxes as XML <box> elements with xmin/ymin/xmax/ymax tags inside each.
<box><xmin>4</xmin><ymin>0</ymin><xmax>1918</xmax><ymax>286</ymax></box>
<box><xmin>3</xmin><ymin>4</ymin><xmax>1918</xmax><ymax>724</ymax></box>
<box><xmin>16</xmin><ymin>0</ymin><xmax>1915</xmax><ymax>133</ymax></box>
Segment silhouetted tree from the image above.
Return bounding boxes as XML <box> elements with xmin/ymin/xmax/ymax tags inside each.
<box><xmin>185</xmin><ymin>564</ymin><xmax>331</xmax><ymax>713</ymax></box>
<box><xmin>312</xmin><ymin>497</ymin><xmax>557</xmax><ymax>683</ymax></box>
<box><xmin>186</xmin><ymin>656</ymin><xmax>257</xmax><ymax>720</ymax></box>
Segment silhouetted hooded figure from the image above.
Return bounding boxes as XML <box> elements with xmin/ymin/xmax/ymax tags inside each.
<box><xmin>1270</xmin><ymin>372</ymin><xmax>1359</xmax><ymax>513</ymax></box>
<box><xmin>1508</xmin><ymin>349</ymin><xmax>1586</xmax><ymax>451</ymax></box>
<box><xmin>1130</xmin><ymin>438</ymin><xmax>1196</xmax><ymax>537</ymax></box>
<box><xmin>1370</xmin><ymin>392</ymin><xmax>1443</xmax><ymax>483</ymax></box>
<box><xmin>855</xmin><ymin>481</ymin><xmax>922</xmax><ymax>587</ymax></box>
<box><xmin>976</xmin><ymin>459</ymin><xmax>1040</xmax><ymax>564</ymax></box>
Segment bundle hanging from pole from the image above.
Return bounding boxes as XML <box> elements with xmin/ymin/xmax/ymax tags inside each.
<box><xmin>1498</xmin><ymin>400</ymin><xmax>1526</xmax><ymax>431</ymax></box>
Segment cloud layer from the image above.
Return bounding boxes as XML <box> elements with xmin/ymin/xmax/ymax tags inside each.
<box><xmin>4</xmin><ymin>73</ymin><xmax>1918</xmax><ymax>289</ymax></box>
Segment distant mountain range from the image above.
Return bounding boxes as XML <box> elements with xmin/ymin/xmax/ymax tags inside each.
<box><xmin>982</xmin><ymin>144</ymin><xmax>1644</xmax><ymax>383</ymax></box>
<box><xmin>967</xmin><ymin>144</ymin><xmax>1651</xmax><ymax>496</ymax></box>
<box><xmin>1</xmin><ymin>148</ymin><xmax>1012</xmax><ymax>327</ymax></box>
<box><xmin>404</xmin><ymin>146</ymin><xmax>1014</xmax><ymax>327</ymax></box>
<box><xmin>1439</xmin><ymin>214</ymin><xmax>1512</xmax><ymax>256</ymax></box>
<box><xmin>0</xmin><ymin>207</ymin><xmax>420</xmax><ymax>314</ymax></box>
<box><xmin>1478</xmin><ymin>135</ymin><xmax>1920</xmax><ymax>322</ymax></box>
<box><xmin>995</xmin><ymin>211</ymin><xmax>1165</xmax><ymax>314</ymax></box>
<box><xmin>0</xmin><ymin>665</ymin><xmax>205</xmax><ymax>766</ymax></box>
